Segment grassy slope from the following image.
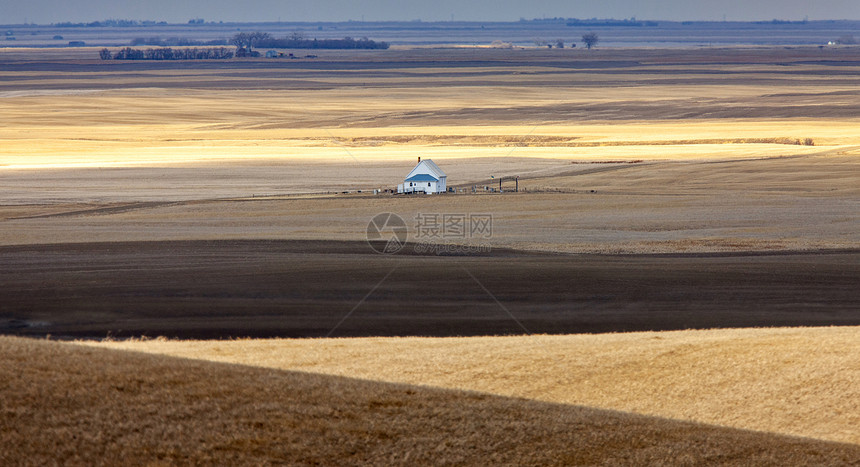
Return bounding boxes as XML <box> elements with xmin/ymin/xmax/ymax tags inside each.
<box><xmin>96</xmin><ymin>327</ymin><xmax>860</xmax><ymax>445</ymax></box>
<box><xmin>3</xmin><ymin>336</ymin><xmax>860</xmax><ymax>466</ymax></box>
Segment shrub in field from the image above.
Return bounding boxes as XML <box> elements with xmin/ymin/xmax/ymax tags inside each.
<box><xmin>582</xmin><ymin>32</ymin><xmax>599</xmax><ymax>49</ymax></box>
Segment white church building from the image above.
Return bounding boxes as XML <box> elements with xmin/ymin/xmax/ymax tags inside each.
<box><xmin>397</xmin><ymin>158</ymin><xmax>447</xmax><ymax>194</ymax></box>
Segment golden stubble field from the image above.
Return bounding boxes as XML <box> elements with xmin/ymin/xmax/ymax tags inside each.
<box><xmin>5</xmin><ymin>331</ymin><xmax>860</xmax><ymax>466</ymax></box>
<box><xmin>90</xmin><ymin>326</ymin><xmax>860</xmax><ymax>444</ymax></box>
<box><xmin>1</xmin><ymin>46</ymin><xmax>859</xmax><ymax>464</ymax></box>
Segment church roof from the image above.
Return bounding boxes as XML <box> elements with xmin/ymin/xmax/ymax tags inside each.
<box><xmin>406</xmin><ymin>159</ymin><xmax>446</xmax><ymax>180</ymax></box>
<box><xmin>405</xmin><ymin>173</ymin><xmax>439</xmax><ymax>182</ymax></box>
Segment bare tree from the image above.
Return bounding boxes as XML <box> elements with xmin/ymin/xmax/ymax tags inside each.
<box><xmin>230</xmin><ymin>32</ymin><xmax>250</xmax><ymax>51</ymax></box>
<box><xmin>555</xmin><ymin>39</ymin><xmax>565</xmax><ymax>49</ymax></box>
<box><xmin>582</xmin><ymin>32</ymin><xmax>599</xmax><ymax>50</ymax></box>
<box><xmin>230</xmin><ymin>31</ymin><xmax>271</xmax><ymax>56</ymax></box>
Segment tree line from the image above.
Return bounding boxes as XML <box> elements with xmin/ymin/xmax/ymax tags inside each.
<box><xmin>101</xmin><ymin>47</ymin><xmax>234</xmax><ymax>60</ymax></box>
<box><xmin>230</xmin><ymin>32</ymin><xmax>388</xmax><ymax>55</ymax></box>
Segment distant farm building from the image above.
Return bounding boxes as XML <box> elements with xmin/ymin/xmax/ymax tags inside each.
<box><xmin>398</xmin><ymin>158</ymin><xmax>447</xmax><ymax>194</ymax></box>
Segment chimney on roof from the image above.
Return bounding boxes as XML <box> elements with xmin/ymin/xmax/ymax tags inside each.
<box><xmin>418</xmin><ymin>157</ymin><xmax>421</xmax><ymax>163</ymax></box>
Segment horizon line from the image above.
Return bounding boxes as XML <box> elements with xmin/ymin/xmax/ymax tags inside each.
<box><xmin>3</xmin><ymin>18</ymin><xmax>860</xmax><ymax>27</ymax></box>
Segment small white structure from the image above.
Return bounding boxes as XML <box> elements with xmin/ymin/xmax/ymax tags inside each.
<box><xmin>398</xmin><ymin>158</ymin><xmax>447</xmax><ymax>194</ymax></box>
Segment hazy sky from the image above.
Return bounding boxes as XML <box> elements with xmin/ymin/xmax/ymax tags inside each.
<box><xmin>1</xmin><ymin>0</ymin><xmax>858</xmax><ymax>24</ymax></box>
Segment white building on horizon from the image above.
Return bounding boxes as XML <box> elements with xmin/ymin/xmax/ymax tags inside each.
<box><xmin>398</xmin><ymin>158</ymin><xmax>447</xmax><ymax>194</ymax></box>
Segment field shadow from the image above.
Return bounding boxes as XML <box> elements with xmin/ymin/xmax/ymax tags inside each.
<box><xmin>2</xmin><ymin>336</ymin><xmax>859</xmax><ymax>465</ymax></box>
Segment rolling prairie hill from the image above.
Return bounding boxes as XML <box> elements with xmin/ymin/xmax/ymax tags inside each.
<box><xmin>3</xmin><ymin>335</ymin><xmax>860</xmax><ymax>466</ymax></box>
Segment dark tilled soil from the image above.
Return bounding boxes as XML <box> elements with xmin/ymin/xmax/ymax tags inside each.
<box><xmin>1</xmin><ymin>240</ymin><xmax>857</xmax><ymax>339</ymax></box>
